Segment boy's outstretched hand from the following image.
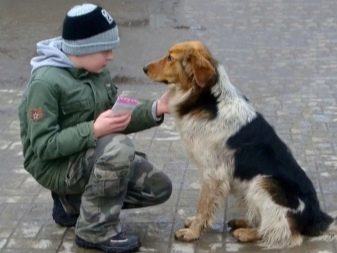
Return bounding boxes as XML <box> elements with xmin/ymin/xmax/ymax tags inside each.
<box><xmin>156</xmin><ymin>90</ymin><xmax>171</xmax><ymax>116</ymax></box>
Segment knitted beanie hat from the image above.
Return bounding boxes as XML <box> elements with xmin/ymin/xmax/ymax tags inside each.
<box><xmin>61</xmin><ymin>3</ymin><xmax>120</xmax><ymax>55</ymax></box>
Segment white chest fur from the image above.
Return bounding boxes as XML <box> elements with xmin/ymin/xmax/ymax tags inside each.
<box><xmin>169</xmin><ymin>65</ymin><xmax>257</xmax><ymax>178</ymax></box>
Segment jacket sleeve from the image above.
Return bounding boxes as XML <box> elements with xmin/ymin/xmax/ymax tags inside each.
<box><xmin>26</xmin><ymin>79</ymin><xmax>96</xmax><ymax>161</ymax></box>
<box><xmin>123</xmin><ymin>100</ymin><xmax>163</xmax><ymax>134</ymax></box>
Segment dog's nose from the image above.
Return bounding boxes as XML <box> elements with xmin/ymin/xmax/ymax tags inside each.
<box><xmin>143</xmin><ymin>66</ymin><xmax>148</xmax><ymax>74</ymax></box>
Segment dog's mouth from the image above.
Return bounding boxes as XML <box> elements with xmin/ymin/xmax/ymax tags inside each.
<box><xmin>143</xmin><ymin>66</ymin><xmax>171</xmax><ymax>84</ymax></box>
<box><xmin>153</xmin><ymin>79</ymin><xmax>170</xmax><ymax>85</ymax></box>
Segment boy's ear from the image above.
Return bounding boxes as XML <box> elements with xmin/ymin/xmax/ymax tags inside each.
<box><xmin>189</xmin><ymin>52</ymin><xmax>216</xmax><ymax>87</ymax></box>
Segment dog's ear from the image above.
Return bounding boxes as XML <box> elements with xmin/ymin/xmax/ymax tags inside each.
<box><xmin>189</xmin><ymin>52</ymin><xmax>216</xmax><ymax>87</ymax></box>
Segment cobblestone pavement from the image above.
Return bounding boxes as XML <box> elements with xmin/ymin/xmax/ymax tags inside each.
<box><xmin>1</xmin><ymin>0</ymin><xmax>337</xmax><ymax>253</ymax></box>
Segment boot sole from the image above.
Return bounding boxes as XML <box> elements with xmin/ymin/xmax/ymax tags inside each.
<box><xmin>75</xmin><ymin>236</ymin><xmax>141</xmax><ymax>253</ymax></box>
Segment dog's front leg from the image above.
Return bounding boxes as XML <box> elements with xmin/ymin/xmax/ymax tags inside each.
<box><xmin>175</xmin><ymin>179</ymin><xmax>229</xmax><ymax>241</ymax></box>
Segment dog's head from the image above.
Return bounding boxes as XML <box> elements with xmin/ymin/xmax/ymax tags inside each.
<box><xmin>143</xmin><ymin>41</ymin><xmax>218</xmax><ymax>91</ymax></box>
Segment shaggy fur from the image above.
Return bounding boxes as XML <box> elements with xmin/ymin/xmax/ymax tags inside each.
<box><xmin>143</xmin><ymin>41</ymin><xmax>336</xmax><ymax>248</ymax></box>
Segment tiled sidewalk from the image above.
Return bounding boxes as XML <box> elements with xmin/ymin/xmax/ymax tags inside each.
<box><xmin>0</xmin><ymin>83</ymin><xmax>336</xmax><ymax>252</ymax></box>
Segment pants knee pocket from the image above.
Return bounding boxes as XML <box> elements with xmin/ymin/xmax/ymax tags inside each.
<box><xmin>93</xmin><ymin>165</ymin><xmax>129</xmax><ymax>197</ymax></box>
<box><xmin>92</xmin><ymin>134</ymin><xmax>135</xmax><ymax>197</ymax></box>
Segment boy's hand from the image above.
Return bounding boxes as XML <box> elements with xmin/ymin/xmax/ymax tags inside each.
<box><xmin>156</xmin><ymin>90</ymin><xmax>171</xmax><ymax>116</ymax></box>
<box><xmin>93</xmin><ymin>110</ymin><xmax>131</xmax><ymax>138</ymax></box>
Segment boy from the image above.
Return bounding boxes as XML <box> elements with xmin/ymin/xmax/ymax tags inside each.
<box><xmin>18</xmin><ymin>3</ymin><xmax>172</xmax><ymax>253</ymax></box>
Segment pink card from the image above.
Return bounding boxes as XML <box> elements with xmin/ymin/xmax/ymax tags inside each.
<box><xmin>111</xmin><ymin>96</ymin><xmax>140</xmax><ymax>116</ymax></box>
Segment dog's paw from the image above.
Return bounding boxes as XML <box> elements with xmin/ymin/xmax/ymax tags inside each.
<box><xmin>232</xmin><ymin>228</ymin><xmax>260</xmax><ymax>243</ymax></box>
<box><xmin>228</xmin><ymin>219</ymin><xmax>250</xmax><ymax>231</ymax></box>
<box><xmin>175</xmin><ymin>228</ymin><xmax>200</xmax><ymax>242</ymax></box>
<box><xmin>184</xmin><ymin>216</ymin><xmax>196</xmax><ymax>228</ymax></box>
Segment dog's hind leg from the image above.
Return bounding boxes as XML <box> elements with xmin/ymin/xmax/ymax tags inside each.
<box><xmin>246</xmin><ymin>176</ymin><xmax>304</xmax><ymax>248</ymax></box>
<box><xmin>175</xmin><ymin>179</ymin><xmax>229</xmax><ymax>241</ymax></box>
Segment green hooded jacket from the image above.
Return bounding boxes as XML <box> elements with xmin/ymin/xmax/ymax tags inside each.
<box><xmin>18</xmin><ymin>65</ymin><xmax>162</xmax><ymax>193</ymax></box>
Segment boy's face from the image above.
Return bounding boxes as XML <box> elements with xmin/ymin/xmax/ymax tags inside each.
<box><xmin>72</xmin><ymin>50</ymin><xmax>114</xmax><ymax>73</ymax></box>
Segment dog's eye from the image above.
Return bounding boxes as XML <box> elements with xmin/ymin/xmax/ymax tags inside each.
<box><xmin>167</xmin><ymin>55</ymin><xmax>173</xmax><ymax>61</ymax></box>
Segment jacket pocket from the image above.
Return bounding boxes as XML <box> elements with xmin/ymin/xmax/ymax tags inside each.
<box><xmin>61</xmin><ymin>99</ymin><xmax>91</xmax><ymax>114</ymax></box>
<box><xmin>60</xmin><ymin>100</ymin><xmax>92</xmax><ymax>124</ymax></box>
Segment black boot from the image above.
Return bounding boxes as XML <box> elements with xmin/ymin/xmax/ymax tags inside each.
<box><xmin>75</xmin><ymin>232</ymin><xmax>141</xmax><ymax>253</ymax></box>
<box><xmin>51</xmin><ymin>192</ymin><xmax>79</xmax><ymax>227</ymax></box>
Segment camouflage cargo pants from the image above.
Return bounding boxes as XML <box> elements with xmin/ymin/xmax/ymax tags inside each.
<box><xmin>59</xmin><ymin>134</ymin><xmax>172</xmax><ymax>243</ymax></box>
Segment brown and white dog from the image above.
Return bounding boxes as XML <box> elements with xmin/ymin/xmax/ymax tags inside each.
<box><xmin>143</xmin><ymin>41</ymin><xmax>336</xmax><ymax>248</ymax></box>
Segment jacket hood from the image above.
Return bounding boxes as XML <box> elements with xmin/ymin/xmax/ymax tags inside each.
<box><xmin>30</xmin><ymin>36</ymin><xmax>75</xmax><ymax>73</ymax></box>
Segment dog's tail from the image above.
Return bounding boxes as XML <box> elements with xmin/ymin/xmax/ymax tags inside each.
<box><xmin>309</xmin><ymin>212</ymin><xmax>337</xmax><ymax>242</ymax></box>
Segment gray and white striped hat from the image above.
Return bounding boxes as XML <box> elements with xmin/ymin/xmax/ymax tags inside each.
<box><xmin>61</xmin><ymin>3</ymin><xmax>120</xmax><ymax>55</ymax></box>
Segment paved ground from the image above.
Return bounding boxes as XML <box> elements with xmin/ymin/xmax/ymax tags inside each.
<box><xmin>1</xmin><ymin>0</ymin><xmax>337</xmax><ymax>252</ymax></box>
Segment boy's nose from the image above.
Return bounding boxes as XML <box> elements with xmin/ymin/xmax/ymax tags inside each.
<box><xmin>106</xmin><ymin>50</ymin><xmax>113</xmax><ymax>60</ymax></box>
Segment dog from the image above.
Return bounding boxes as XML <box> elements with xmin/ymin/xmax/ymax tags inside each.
<box><xmin>143</xmin><ymin>41</ymin><xmax>336</xmax><ymax>248</ymax></box>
